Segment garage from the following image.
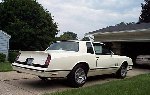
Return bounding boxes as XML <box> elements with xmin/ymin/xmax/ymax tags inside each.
<box><xmin>87</xmin><ymin>23</ymin><xmax>150</xmax><ymax>64</ymax></box>
<box><xmin>121</xmin><ymin>42</ymin><xmax>150</xmax><ymax>63</ymax></box>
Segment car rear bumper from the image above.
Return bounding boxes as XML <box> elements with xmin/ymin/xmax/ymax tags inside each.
<box><xmin>12</xmin><ymin>63</ymin><xmax>70</xmax><ymax>78</ymax></box>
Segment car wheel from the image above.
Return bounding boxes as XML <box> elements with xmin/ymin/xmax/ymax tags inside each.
<box><xmin>38</xmin><ymin>76</ymin><xmax>48</xmax><ymax>81</ymax></box>
<box><xmin>67</xmin><ymin>64</ymin><xmax>87</xmax><ymax>87</ymax></box>
<box><xmin>116</xmin><ymin>64</ymin><xmax>128</xmax><ymax>79</ymax></box>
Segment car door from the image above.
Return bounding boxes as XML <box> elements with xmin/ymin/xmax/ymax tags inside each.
<box><xmin>93</xmin><ymin>43</ymin><xmax>117</xmax><ymax>74</ymax></box>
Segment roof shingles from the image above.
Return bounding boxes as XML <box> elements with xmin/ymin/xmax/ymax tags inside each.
<box><xmin>89</xmin><ymin>23</ymin><xmax>150</xmax><ymax>34</ymax></box>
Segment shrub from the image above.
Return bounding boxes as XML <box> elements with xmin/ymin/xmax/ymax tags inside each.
<box><xmin>0</xmin><ymin>53</ymin><xmax>6</xmax><ymax>62</ymax></box>
<box><xmin>8</xmin><ymin>51</ymin><xmax>19</xmax><ymax>63</ymax></box>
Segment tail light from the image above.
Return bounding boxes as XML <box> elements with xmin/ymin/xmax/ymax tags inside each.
<box><xmin>45</xmin><ymin>54</ymin><xmax>51</xmax><ymax>66</ymax></box>
<box><xmin>15</xmin><ymin>53</ymin><xmax>21</xmax><ymax>62</ymax></box>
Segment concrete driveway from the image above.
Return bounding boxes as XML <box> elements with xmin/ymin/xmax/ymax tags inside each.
<box><xmin>0</xmin><ymin>68</ymin><xmax>149</xmax><ymax>95</ymax></box>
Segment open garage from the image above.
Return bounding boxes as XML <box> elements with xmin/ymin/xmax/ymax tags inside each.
<box><xmin>87</xmin><ymin>23</ymin><xmax>150</xmax><ymax>64</ymax></box>
<box><xmin>121</xmin><ymin>42</ymin><xmax>150</xmax><ymax>63</ymax></box>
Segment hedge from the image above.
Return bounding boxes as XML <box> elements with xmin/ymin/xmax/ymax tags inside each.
<box><xmin>8</xmin><ymin>51</ymin><xmax>19</xmax><ymax>63</ymax></box>
<box><xmin>0</xmin><ymin>53</ymin><xmax>6</xmax><ymax>62</ymax></box>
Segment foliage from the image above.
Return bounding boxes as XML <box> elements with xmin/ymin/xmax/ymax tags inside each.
<box><xmin>0</xmin><ymin>0</ymin><xmax>59</xmax><ymax>51</ymax></box>
<box><xmin>8</xmin><ymin>51</ymin><xmax>19</xmax><ymax>63</ymax></box>
<box><xmin>59</xmin><ymin>31</ymin><xmax>78</xmax><ymax>40</ymax></box>
<box><xmin>0</xmin><ymin>62</ymin><xmax>13</xmax><ymax>72</ymax></box>
<box><xmin>82</xmin><ymin>37</ymin><xmax>90</xmax><ymax>41</ymax></box>
<box><xmin>115</xmin><ymin>22</ymin><xmax>136</xmax><ymax>26</ymax></box>
<box><xmin>46</xmin><ymin>74</ymin><xmax>150</xmax><ymax>95</ymax></box>
<box><xmin>0</xmin><ymin>53</ymin><xmax>6</xmax><ymax>62</ymax></box>
<box><xmin>139</xmin><ymin>0</ymin><xmax>150</xmax><ymax>23</ymax></box>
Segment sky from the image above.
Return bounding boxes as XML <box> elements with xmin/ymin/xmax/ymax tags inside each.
<box><xmin>0</xmin><ymin>0</ymin><xmax>144</xmax><ymax>39</ymax></box>
<box><xmin>36</xmin><ymin>0</ymin><xmax>144</xmax><ymax>39</ymax></box>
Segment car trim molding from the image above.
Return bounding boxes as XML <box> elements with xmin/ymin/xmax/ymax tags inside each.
<box><xmin>12</xmin><ymin>65</ymin><xmax>45</xmax><ymax>72</ymax></box>
<box><xmin>90</xmin><ymin>66</ymin><xmax>119</xmax><ymax>70</ymax></box>
<box><xmin>12</xmin><ymin>64</ymin><xmax>71</xmax><ymax>72</ymax></box>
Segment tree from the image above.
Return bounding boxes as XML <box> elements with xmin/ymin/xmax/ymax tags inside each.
<box><xmin>0</xmin><ymin>0</ymin><xmax>58</xmax><ymax>50</ymax></box>
<box><xmin>59</xmin><ymin>31</ymin><xmax>78</xmax><ymax>40</ymax></box>
<box><xmin>115</xmin><ymin>22</ymin><xmax>126</xmax><ymax>26</ymax></box>
<box><xmin>139</xmin><ymin>0</ymin><xmax>150</xmax><ymax>23</ymax></box>
<box><xmin>115</xmin><ymin>22</ymin><xmax>135</xmax><ymax>26</ymax></box>
<box><xmin>82</xmin><ymin>37</ymin><xmax>90</xmax><ymax>41</ymax></box>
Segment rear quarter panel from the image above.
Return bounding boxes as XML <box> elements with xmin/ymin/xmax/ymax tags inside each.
<box><xmin>47</xmin><ymin>53</ymin><xmax>96</xmax><ymax>71</ymax></box>
<box><xmin>114</xmin><ymin>55</ymin><xmax>133</xmax><ymax>67</ymax></box>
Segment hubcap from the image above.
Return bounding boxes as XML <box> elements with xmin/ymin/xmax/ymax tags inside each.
<box><xmin>121</xmin><ymin>66</ymin><xmax>127</xmax><ymax>77</ymax></box>
<box><xmin>75</xmin><ymin>68</ymin><xmax>86</xmax><ymax>84</ymax></box>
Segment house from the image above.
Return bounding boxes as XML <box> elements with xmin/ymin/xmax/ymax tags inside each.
<box><xmin>86</xmin><ymin>23</ymin><xmax>150</xmax><ymax>62</ymax></box>
<box><xmin>0</xmin><ymin>30</ymin><xmax>11</xmax><ymax>59</ymax></box>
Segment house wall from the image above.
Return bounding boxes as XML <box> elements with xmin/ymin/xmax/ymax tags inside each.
<box><xmin>0</xmin><ymin>31</ymin><xmax>10</xmax><ymax>59</ymax></box>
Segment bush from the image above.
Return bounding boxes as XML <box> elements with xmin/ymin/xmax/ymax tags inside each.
<box><xmin>0</xmin><ymin>53</ymin><xmax>6</xmax><ymax>62</ymax></box>
<box><xmin>8</xmin><ymin>51</ymin><xmax>19</xmax><ymax>63</ymax></box>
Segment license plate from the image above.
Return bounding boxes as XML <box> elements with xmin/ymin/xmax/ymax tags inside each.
<box><xmin>26</xmin><ymin>58</ymin><xmax>34</xmax><ymax>65</ymax></box>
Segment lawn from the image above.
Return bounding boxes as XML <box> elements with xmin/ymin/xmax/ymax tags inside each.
<box><xmin>0</xmin><ymin>62</ymin><xmax>13</xmax><ymax>72</ymax></box>
<box><xmin>45</xmin><ymin>74</ymin><xmax>150</xmax><ymax>95</ymax></box>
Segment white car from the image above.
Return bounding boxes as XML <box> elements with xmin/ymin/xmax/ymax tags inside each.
<box><xmin>12</xmin><ymin>41</ymin><xmax>133</xmax><ymax>87</ymax></box>
<box><xmin>136</xmin><ymin>55</ymin><xmax>150</xmax><ymax>65</ymax></box>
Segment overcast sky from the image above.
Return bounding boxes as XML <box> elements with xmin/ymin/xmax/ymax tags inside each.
<box><xmin>37</xmin><ymin>0</ymin><xmax>144</xmax><ymax>39</ymax></box>
<box><xmin>1</xmin><ymin>0</ymin><xmax>144</xmax><ymax>39</ymax></box>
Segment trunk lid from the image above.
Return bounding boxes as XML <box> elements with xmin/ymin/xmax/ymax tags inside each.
<box><xmin>17</xmin><ymin>51</ymin><xmax>49</xmax><ymax>65</ymax></box>
<box><xmin>17</xmin><ymin>50</ymin><xmax>78</xmax><ymax>65</ymax></box>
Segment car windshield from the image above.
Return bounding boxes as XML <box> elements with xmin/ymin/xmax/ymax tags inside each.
<box><xmin>46</xmin><ymin>41</ymin><xmax>79</xmax><ymax>52</ymax></box>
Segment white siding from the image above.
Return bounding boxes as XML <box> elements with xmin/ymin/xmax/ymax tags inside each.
<box><xmin>0</xmin><ymin>30</ymin><xmax>11</xmax><ymax>59</ymax></box>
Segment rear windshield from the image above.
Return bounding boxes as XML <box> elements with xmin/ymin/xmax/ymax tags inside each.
<box><xmin>46</xmin><ymin>41</ymin><xmax>79</xmax><ymax>52</ymax></box>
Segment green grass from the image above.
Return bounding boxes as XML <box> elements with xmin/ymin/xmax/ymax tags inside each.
<box><xmin>45</xmin><ymin>74</ymin><xmax>150</xmax><ymax>95</ymax></box>
<box><xmin>0</xmin><ymin>62</ymin><xmax>13</xmax><ymax>72</ymax></box>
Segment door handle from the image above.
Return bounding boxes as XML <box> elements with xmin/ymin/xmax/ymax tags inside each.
<box><xmin>96</xmin><ymin>57</ymin><xmax>99</xmax><ymax>58</ymax></box>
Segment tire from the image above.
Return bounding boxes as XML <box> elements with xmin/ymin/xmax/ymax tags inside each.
<box><xmin>38</xmin><ymin>76</ymin><xmax>48</xmax><ymax>81</ymax></box>
<box><xmin>67</xmin><ymin>64</ymin><xmax>88</xmax><ymax>88</ymax></box>
<box><xmin>116</xmin><ymin>63</ymin><xmax>128</xmax><ymax>79</ymax></box>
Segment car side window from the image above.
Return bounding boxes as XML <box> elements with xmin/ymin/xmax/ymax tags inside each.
<box><xmin>93</xmin><ymin>43</ymin><xmax>111</xmax><ymax>55</ymax></box>
<box><xmin>93</xmin><ymin>43</ymin><xmax>102</xmax><ymax>55</ymax></box>
<box><xmin>86</xmin><ymin>42</ymin><xmax>94</xmax><ymax>54</ymax></box>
